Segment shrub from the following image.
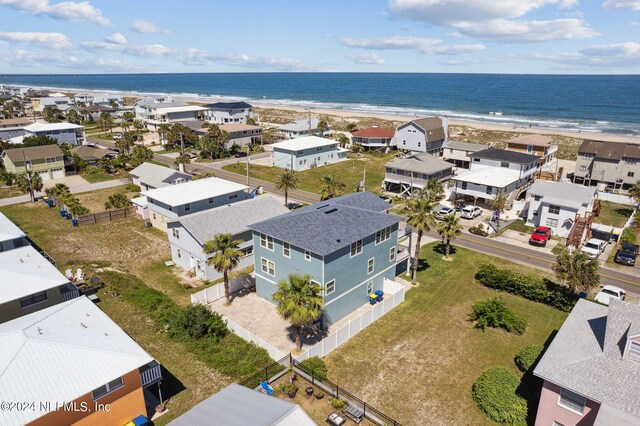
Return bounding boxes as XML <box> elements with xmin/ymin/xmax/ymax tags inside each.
<box><xmin>475</xmin><ymin>263</ymin><xmax>576</xmax><ymax>312</ymax></box>
<box><xmin>621</xmin><ymin>227</ymin><xmax>637</xmax><ymax>244</ymax></box>
<box><xmin>124</xmin><ymin>183</ymin><xmax>141</xmax><ymax>192</ymax></box>
<box><xmin>472</xmin><ymin>367</ymin><xmax>527</xmax><ymax>423</ymax></box>
<box><xmin>299</xmin><ymin>356</ymin><xmax>328</xmax><ymax>381</ymax></box>
<box><xmin>165</xmin><ymin>304</ymin><xmax>228</xmax><ymax>341</ymax></box>
<box><xmin>279</xmin><ymin>382</ymin><xmax>298</xmax><ymax>398</ymax></box>
<box><xmin>471</xmin><ymin>298</ymin><xmax>527</xmax><ymax>335</ymax></box>
<box><xmin>469</xmin><ymin>223</ymin><xmax>489</xmax><ymax>237</ymax></box>
<box><xmin>329</xmin><ymin>398</ymin><xmax>347</xmax><ymax>410</ymax></box>
<box><xmin>515</xmin><ymin>344</ymin><xmax>544</xmax><ymax>373</ymax></box>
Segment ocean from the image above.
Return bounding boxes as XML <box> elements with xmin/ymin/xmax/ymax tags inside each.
<box><xmin>1</xmin><ymin>73</ymin><xmax>639</xmax><ymax>135</ymax></box>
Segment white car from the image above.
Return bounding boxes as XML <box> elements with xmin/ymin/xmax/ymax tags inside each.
<box><xmin>437</xmin><ymin>207</ymin><xmax>455</xmax><ymax>220</ymax></box>
<box><xmin>580</xmin><ymin>238</ymin><xmax>607</xmax><ymax>260</ymax></box>
<box><xmin>460</xmin><ymin>206</ymin><xmax>482</xmax><ymax>219</ymax></box>
<box><xmin>594</xmin><ymin>285</ymin><xmax>626</xmax><ymax>306</ymax></box>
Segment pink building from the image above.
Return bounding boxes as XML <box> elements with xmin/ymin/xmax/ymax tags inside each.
<box><xmin>533</xmin><ymin>299</ymin><xmax>640</xmax><ymax>426</ymax></box>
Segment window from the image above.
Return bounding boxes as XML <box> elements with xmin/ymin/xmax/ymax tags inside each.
<box><xmin>486</xmin><ymin>186</ymin><xmax>493</xmax><ymax>195</ymax></box>
<box><xmin>628</xmin><ymin>341</ymin><xmax>640</xmax><ymax>362</ymax></box>
<box><xmin>548</xmin><ymin>205</ymin><xmax>560</xmax><ymax>215</ymax></box>
<box><xmin>92</xmin><ymin>377</ymin><xmax>124</xmax><ymax>400</ymax></box>
<box><xmin>389</xmin><ymin>246</ymin><xmax>396</xmax><ymax>262</ymax></box>
<box><xmin>367</xmin><ymin>281</ymin><xmax>373</xmax><ymax>295</ymax></box>
<box><xmin>368</xmin><ymin>258</ymin><xmax>375</xmax><ymax>274</ymax></box>
<box><xmin>19</xmin><ymin>291</ymin><xmax>48</xmax><ymax>308</ymax></box>
<box><xmin>350</xmin><ymin>240</ymin><xmax>362</xmax><ymax>257</ymax></box>
<box><xmin>325</xmin><ymin>279</ymin><xmax>335</xmax><ymax>295</ymax></box>
<box><xmin>553</xmin><ymin>422</ymin><xmax>565</xmax><ymax>426</ymax></box>
<box><xmin>24</xmin><ymin>160</ymin><xmax>32</xmax><ymax>169</ymax></box>
<box><xmin>172</xmin><ymin>228</ymin><xmax>180</xmax><ymax>239</ymax></box>
<box><xmin>208</xmin><ymin>197</ymin><xmax>214</xmax><ymax>204</ymax></box>
<box><xmin>418</xmin><ymin>142</ymin><xmax>422</xmax><ymax>147</ymax></box>
<box><xmin>305</xmin><ymin>250</ymin><xmax>311</xmax><ymax>261</ymax></box>
<box><xmin>500</xmin><ymin>162</ymin><xmax>509</xmax><ymax>168</ymax></box>
<box><xmin>629</xmin><ymin>172</ymin><xmax>635</xmax><ymax>178</ymax></box>
<box><xmin>558</xmin><ymin>388</ymin><xmax>586</xmax><ymax>414</ymax></box>
<box><xmin>546</xmin><ymin>218</ymin><xmax>558</xmax><ymax>227</ymax></box>
<box><xmin>282</xmin><ymin>242</ymin><xmax>291</xmax><ymax>257</ymax></box>
<box><xmin>534</xmin><ymin>195</ymin><xmax>541</xmax><ymax>201</ymax></box>
<box><xmin>473</xmin><ymin>158</ymin><xmax>480</xmax><ymax>162</ymax></box>
<box><xmin>375</xmin><ymin>226</ymin><xmax>391</xmax><ymax>244</ymax></box>
<box><xmin>45</xmin><ymin>157</ymin><xmax>57</xmax><ymax>164</ymax></box>
<box><xmin>229</xmin><ymin>193</ymin><xmax>238</xmax><ymax>200</ymax></box>
<box><xmin>461</xmin><ymin>182</ymin><xmax>467</xmax><ymax>190</ymax></box>
<box><xmin>177</xmin><ymin>248</ymin><xmax>182</xmax><ymax>259</ymax></box>
<box><xmin>260</xmin><ymin>234</ymin><xmax>274</xmax><ymax>250</ymax></box>
<box><xmin>197</xmin><ymin>260</ymin><xmax>202</xmax><ymax>270</ymax></box>
<box><xmin>261</xmin><ymin>258</ymin><xmax>275</xmax><ymax>276</ymax></box>
<box><xmin>579</xmin><ymin>165</ymin><xmax>587</xmax><ymax>172</ymax></box>
<box><xmin>152</xmin><ymin>213</ymin><xmax>157</xmax><ymax>220</ymax></box>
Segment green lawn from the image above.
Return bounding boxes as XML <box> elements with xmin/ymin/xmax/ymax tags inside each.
<box><xmin>0</xmin><ymin>186</ymin><xmax>24</xmax><ymax>199</ymax></box>
<box><xmin>597</xmin><ymin>201</ymin><xmax>634</xmax><ymax>227</ymax></box>
<box><xmin>81</xmin><ymin>169</ymin><xmax>127</xmax><ymax>184</ymax></box>
<box><xmin>501</xmin><ymin>219</ymin><xmax>535</xmax><ymax>235</ymax></box>
<box><xmin>324</xmin><ymin>243</ymin><xmax>567</xmax><ymax>425</ymax></box>
<box><xmin>222</xmin><ymin>152</ymin><xmax>395</xmax><ymax>194</ymax></box>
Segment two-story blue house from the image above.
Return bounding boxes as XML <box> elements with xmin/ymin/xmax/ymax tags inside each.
<box><xmin>249</xmin><ymin>192</ymin><xmax>402</xmax><ymax>328</ymax></box>
<box><xmin>143</xmin><ymin>177</ymin><xmax>249</xmax><ymax>232</ymax></box>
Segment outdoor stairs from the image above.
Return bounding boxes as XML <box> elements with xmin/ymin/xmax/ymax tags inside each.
<box><xmin>567</xmin><ymin>212</ymin><xmax>595</xmax><ymax>248</ymax></box>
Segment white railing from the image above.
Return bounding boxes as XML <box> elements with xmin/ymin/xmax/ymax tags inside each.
<box><xmin>598</xmin><ymin>191</ymin><xmax>636</xmax><ymax>206</ymax></box>
<box><xmin>190</xmin><ymin>274</ymin><xmax>254</xmax><ymax>304</ymax></box>
<box><xmin>224</xmin><ymin>317</ymin><xmax>287</xmax><ymax>361</ymax></box>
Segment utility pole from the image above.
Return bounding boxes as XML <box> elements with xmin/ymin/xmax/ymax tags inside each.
<box><xmin>308</xmin><ymin>110</ymin><xmax>311</xmax><ymax>136</ymax></box>
<box><xmin>362</xmin><ymin>166</ymin><xmax>366</xmax><ymax>192</ymax></box>
<box><xmin>22</xmin><ymin>151</ymin><xmax>34</xmax><ymax>202</ymax></box>
<box><xmin>246</xmin><ymin>145</ymin><xmax>250</xmax><ymax>187</ymax></box>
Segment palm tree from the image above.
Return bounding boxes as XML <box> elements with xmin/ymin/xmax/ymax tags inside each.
<box><xmin>425</xmin><ymin>178</ymin><xmax>444</xmax><ymax>201</ymax></box>
<box><xmin>158</xmin><ymin>123</ymin><xmax>171</xmax><ymax>145</ymax></box>
<box><xmin>490</xmin><ymin>192</ymin><xmax>509</xmax><ymax>227</ymax></box>
<box><xmin>203</xmin><ymin>234</ymin><xmax>243</xmax><ymax>305</ymax></box>
<box><xmin>552</xmin><ymin>248</ymin><xmax>600</xmax><ymax>294</ymax></box>
<box><xmin>174</xmin><ymin>154</ymin><xmax>190</xmax><ymax>168</ymax></box>
<box><xmin>67</xmin><ymin>200</ymin><xmax>89</xmax><ymax>217</ymax></box>
<box><xmin>45</xmin><ymin>183</ymin><xmax>70</xmax><ymax>205</ymax></box>
<box><xmin>121</xmin><ymin>111</ymin><xmax>135</xmax><ymax>132</ymax></box>
<box><xmin>437</xmin><ymin>214</ymin><xmax>463</xmax><ymax>258</ymax></box>
<box><xmin>65</xmin><ymin>109</ymin><xmax>81</xmax><ymax>125</ymax></box>
<box><xmin>104</xmin><ymin>193</ymin><xmax>130</xmax><ymax>210</ymax></box>
<box><xmin>351</xmin><ymin>143</ymin><xmax>364</xmax><ymax>155</ymax></box>
<box><xmin>206</xmin><ymin>123</ymin><xmax>230</xmax><ymax>153</ymax></box>
<box><xmin>406</xmin><ymin>193</ymin><xmax>437</xmax><ymax>285</ymax></box>
<box><xmin>17</xmin><ymin>171</ymin><xmax>43</xmax><ymax>202</ymax></box>
<box><xmin>629</xmin><ymin>180</ymin><xmax>640</xmax><ymax>206</ymax></box>
<box><xmin>319</xmin><ymin>175</ymin><xmax>346</xmax><ymax>200</ymax></box>
<box><xmin>317</xmin><ymin>119</ymin><xmax>329</xmax><ymax>135</ymax></box>
<box><xmin>275</xmin><ymin>170</ymin><xmax>298</xmax><ymax>206</ymax></box>
<box><xmin>272</xmin><ymin>273</ymin><xmax>323</xmax><ymax>352</ymax></box>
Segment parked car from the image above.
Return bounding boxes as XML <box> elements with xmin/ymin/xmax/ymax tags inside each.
<box><xmin>580</xmin><ymin>238</ymin><xmax>608</xmax><ymax>260</ymax></box>
<box><xmin>453</xmin><ymin>198</ymin><xmax>466</xmax><ymax>211</ymax></box>
<box><xmin>460</xmin><ymin>206</ymin><xmax>482</xmax><ymax>219</ymax></box>
<box><xmin>378</xmin><ymin>195</ymin><xmax>392</xmax><ymax>203</ymax></box>
<box><xmin>529</xmin><ymin>226</ymin><xmax>553</xmax><ymax>247</ymax></box>
<box><xmin>437</xmin><ymin>206</ymin><xmax>455</xmax><ymax>220</ymax></box>
<box><xmin>594</xmin><ymin>285</ymin><xmax>626</xmax><ymax>306</ymax></box>
<box><xmin>112</xmin><ymin>133</ymin><xmax>122</xmax><ymax>140</ymax></box>
<box><xmin>615</xmin><ymin>243</ymin><xmax>639</xmax><ymax>266</ymax></box>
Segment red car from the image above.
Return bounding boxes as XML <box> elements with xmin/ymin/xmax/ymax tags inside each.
<box><xmin>529</xmin><ymin>226</ymin><xmax>553</xmax><ymax>247</ymax></box>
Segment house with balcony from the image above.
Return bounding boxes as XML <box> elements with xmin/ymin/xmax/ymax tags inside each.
<box><xmin>533</xmin><ymin>299</ymin><xmax>640</xmax><ymax>426</ymax></box>
<box><xmin>394</xmin><ymin>117</ymin><xmax>448</xmax><ymax>155</ymax></box>
<box><xmin>453</xmin><ymin>148</ymin><xmax>539</xmax><ymax>205</ymax></box>
<box><xmin>525</xmin><ymin>180</ymin><xmax>598</xmax><ymax>239</ymax></box>
<box><xmin>0</xmin><ymin>212</ymin><xmax>27</xmax><ymax>252</ymax></box>
<box><xmin>383</xmin><ymin>153</ymin><xmax>454</xmax><ymax>196</ymax></box>
<box><xmin>0</xmin><ymin>118</ymin><xmax>32</xmax><ymax>140</ymax></box>
<box><xmin>507</xmin><ymin>134</ymin><xmax>558</xmax><ymax>171</ymax></box>
<box><xmin>218</xmin><ymin>123</ymin><xmax>262</xmax><ymax>147</ymax></box>
<box><xmin>2</xmin><ymin>144</ymin><xmax>66</xmax><ymax>180</ymax></box>
<box><xmin>134</xmin><ymin>97</ymin><xmax>208</xmax><ymax>131</ymax></box>
<box><xmin>271</xmin><ymin>136</ymin><xmax>348</xmax><ymax>171</ymax></box>
<box><xmin>442</xmin><ymin>140</ymin><xmax>486</xmax><ymax>168</ymax></box>
<box><xmin>351</xmin><ymin>126</ymin><xmax>395</xmax><ymax>152</ymax></box>
<box><xmin>31</xmin><ymin>96</ymin><xmax>73</xmax><ymax>112</ymax></box>
<box><xmin>143</xmin><ymin>177</ymin><xmax>249</xmax><ymax>232</ymax></box>
<box><xmin>0</xmin><ymin>296</ymin><xmax>163</xmax><ymax>426</ymax></box>
<box><xmin>8</xmin><ymin>122</ymin><xmax>86</xmax><ymax>146</ymax></box>
<box><xmin>249</xmin><ymin>192</ymin><xmax>404</xmax><ymax>328</ymax></box>
<box><xmin>203</xmin><ymin>101</ymin><xmax>253</xmax><ymax>124</ymax></box>
<box><xmin>0</xmin><ymin>245</ymin><xmax>79</xmax><ymax>324</ymax></box>
<box><xmin>574</xmin><ymin>140</ymin><xmax>640</xmax><ymax>190</ymax></box>
<box><xmin>167</xmin><ymin>195</ymin><xmax>289</xmax><ymax>280</ymax></box>
<box><xmin>277</xmin><ymin>117</ymin><xmax>329</xmax><ymax>139</ymax></box>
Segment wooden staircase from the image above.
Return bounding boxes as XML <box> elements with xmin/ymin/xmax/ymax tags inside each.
<box><xmin>567</xmin><ymin>212</ymin><xmax>595</xmax><ymax>248</ymax></box>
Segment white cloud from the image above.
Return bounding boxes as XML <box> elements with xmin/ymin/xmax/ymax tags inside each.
<box><xmin>130</xmin><ymin>19</ymin><xmax>170</xmax><ymax>34</ymax></box>
<box><xmin>81</xmin><ymin>40</ymin><xmax>172</xmax><ymax>57</ymax></box>
<box><xmin>603</xmin><ymin>0</ymin><xmax>640</xmax><ymax>10</ymax></box>
<box><xmin>104</xmin><ymin>32</ymin><xmax>127</xmax><ymax>45</ymax></box>
<box><xmin>0</xmin><ymin>31</ymin><xmax>71</xmax><ymax>49</ymax></box>
<box><xmin>94</xmin><ymin>58</ymin><xmax>142</xmax><ymax>72</ymax></box>
<box><xmin>528</xmin><ymin>42</ymin><xmax>640</xmax><ymax>67</ymax></box>
<box><xmin>177</xmin><ymin>47</ymin><xmax>313</xmax><ymax>70</ymax></box>
<box><xmin>341</xmin><ymin>36</ymin><xmax>485</xmax><ymax>55</ymax></box>
<box><xmin>347</xmin><ymin>53</ymin><xmax>386</xmax><ymax>64</ymax></box>
<box><xmin>0</xmin><ymin>48</ymin><xmax>79</xmax><ymax>68</ymax></box>
<box><xmin>431</xmin><ymin>44</ymin><xmax>486</xmax><ymax>54</ymax></box>
<box><xmin>0</xmin><ymin>0</ymin><xmax>109</xmax><ymax>26</ymax></box>
<box><xmin>387</xmin><ymin>0</ymin><xmax>596</xmax><ymax>42</ymax></box>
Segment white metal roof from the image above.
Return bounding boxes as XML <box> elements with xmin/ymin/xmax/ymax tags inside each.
<box><xmin>0</xmin><ymin>212</ymin><xmax>25</xmax><ymax>242</ymax></box>
<box><xmin>24</xmin><ymin>122</ymin><xmax>84</xmax><ymax>132</ymax></box>
<box><xmin>278</xmin><ymin>118</ymin><xmax>321</xmax><ymax>132</ymax></box>
<box><xmin>154</xmin><ymin>105</ymin><xmax>208</xmax><ymax>114</ymax></box>
<box><xmin>142</xmin><ymin>177</ymin><xmax>248</xmax><ymax>206</ymax></box>
<box><xmin>0</xmin><ymin>246</ymin><xmax>69</xmax><ymax>305</ymax></box>
<box><xmin>453</xmin><ymin>167</ymin><xmax>521</xmax><ymax>188</ymax></box>
<box><xmin>271</xmin><ymin>136</ymin><xmax>338</xmax><ymax>152</ymax></box>
<box><xmin>529</xmin><ymin>180</ymin><xmax>596</xmax><ymax>209</ymax></box>
<box><xmin>0</xmin><ymin>297</ymin><xmax>155</xmax><ymax>425</ymax></box>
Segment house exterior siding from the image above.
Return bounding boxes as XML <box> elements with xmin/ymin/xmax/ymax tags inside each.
<box><xmin>574</xmin><ymin>148</ymin><xmax>640</xmax><ymax>189</ymax></box>
<box><xmin>2</xmin><ymin>153</ymin><xmax>65</xmax><ymax>178</ymax></box>
<box><xmin>205</xmin><ymin>107</ymin><xmax>253</xmax><ymax>124</ymax></box>
<box><xmin>395</xmin><ymin>122</ymin><xmax>445</xmax><ymax>155</ymax></box>
<box><xmin>0</xmin><ymin>284</ymin><xmax>80</xmax><ymax>324</ymax></box>
<box><xmin>272</xmin><ymin>144</ymin><xmax>346</xmax><ymax>171</ymax></box>
<box><xmin>534</xmin><ymin>380</ymin><xmax>600</xmax><ymax>426</ymax></box>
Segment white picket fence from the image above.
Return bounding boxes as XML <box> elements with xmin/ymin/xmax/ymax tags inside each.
<box><xmin>224</xmin><ymin>317</ymin><xmax>287</xmax><ymax>361</ymax></box>
<box><xmin>295</xmin><ymin>278</ymin><xmax>407</xmax><ymax>361</ymax></box>
<box><xmin>190</xmin><ymin>274</ymin><xmax>254</xmax><ymax>304</ymax></box>
<box><xmin>598</xmin><ymin>191</ymin><xmax>636</xmax><ymax>206</ymax></box>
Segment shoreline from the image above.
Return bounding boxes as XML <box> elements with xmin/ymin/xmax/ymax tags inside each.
<box><xmin>8</xmin><ymin>83</ymin><xmax>640</xmax><ymax>144</ymax></box>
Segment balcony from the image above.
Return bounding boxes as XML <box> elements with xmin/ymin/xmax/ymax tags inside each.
<box><xmin>140</xmin><ymin>361</ymin><xmax>162</xmax><ymax>387</ymax></box>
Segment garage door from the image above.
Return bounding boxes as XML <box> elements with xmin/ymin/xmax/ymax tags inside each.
<box><xmin>51</xmin><ymin>168</ymin><xmax>65</xmax><ymax>179</ymax></box>
<box><xmin>38</xmin><ymin>170</ymin><xmax>50</xmax><ymax>181</ymax></box>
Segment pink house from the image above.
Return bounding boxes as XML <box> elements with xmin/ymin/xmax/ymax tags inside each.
<box><xmin>533</xmin><ymin>298</ymin><xmax>640</xmax><ymax>426</ymax></box>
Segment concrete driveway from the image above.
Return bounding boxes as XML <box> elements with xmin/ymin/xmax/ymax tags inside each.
<box><xmin>493</xmin><ymin>229</ymin><xmax>559</xmax><ymax>255</ymax></box>
<box><xmin>42</xmin><ymin>175</ymin><xmax>89</xmax><ymax>189</ymax></box>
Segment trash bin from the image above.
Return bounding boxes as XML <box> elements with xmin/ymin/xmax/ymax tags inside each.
<box><xmin>375</xmin><ymin>290</ymin><xmax>384</xmax><ymax>302</ymax></box>
<box><xmin>369</xmin><ymin>294</ymin><xmax>377</xmax><ymax>305</ymax></box>
<box><xmin>132</xmin><ymin>415</ymin><xmax>149</xmax><ymax>426</ymax></box>
<box><xmin>65</xmin><ymin>212</ymin><xmax>72</xmax><ymax>220</ymax></box>
<box><xmin>72</xmin><ymin>219</ymin><xmax>78</xmax><ymax>227</ymax></box>
<box><xmin>59</xmin><ymin>209</ymin><xmax>66</xmax><ymax>217</ymax></box>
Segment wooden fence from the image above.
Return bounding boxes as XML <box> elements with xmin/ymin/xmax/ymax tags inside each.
<box><xmin>77</xmin><ymin>206</ymin><xmax>136</xmax><ymax>226</ymax></box>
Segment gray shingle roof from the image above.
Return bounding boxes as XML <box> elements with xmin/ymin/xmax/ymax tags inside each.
<box><xmin>386</xmin><ymin>154</ymin><xmax>453</xmax><ymax>176</ymax></box>
<box><xmin>169</xmin><ymin>195</ymin><xmax>289</xmax><ymax>245</ymax></box>
<box><xmin>470</xmin><ymin>147</ymin><xmax>539</xmax><ymax>164</ymax></box>
<box><xmin>2</xmin><ymin>144</ymin><xmax>63</xmax><ymax>163</ymax></box>
<box><xmin>579</xmin><ymin>140</ymin><xmax>640</xmax><ymax>161</ymax></box>
<box><xmin>129</xmin><ymin>162</ymin><xmax>191</xmax><ymax>189</ymax></box>
<box><xmin>529</xmin><ymin>181</ymin><xmax>597</xmax><ymax>210</ymax></box>
<box><xmin>401</xmin><ymin>117</ymin><xmax>446</xmax><ymax>142</ymax></box>
<box><xmin>444</xmin><ymin>141</ymin><xmax>486</xmax><ymax>152</ymax></box>
<box><xmin>534</xmin><ymin>299</ymin><xmax>640</xmax><ymax>419</ymax></box>
<box><xmin>205</xmin><ymin>101</ymin><xmax>253</xmax><ymax>110</ymax></box>
<box><xmin>248</xmin><ymin>192</ymin><xmax>401</xmax><ymax>256</ymax></box>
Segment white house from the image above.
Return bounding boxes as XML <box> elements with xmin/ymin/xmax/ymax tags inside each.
<box><xmin>130</xmin><ymin>162</ymin><xmax>192</xmax><ymax>191</ymax></box>
<box><xmin>134</xmin><ymin>97</ymin><xmax>208</xmax><ymax>131</ymax></box>
<box><xmin>31</xmin><ymin>96</ymin><xmax>73</xmax><ymax>112</ymax></box>
<box><xmin>11</xmin><ymin>122</ymin><xmax>85</xmax><ymax>146</ymax></box>
<box><xmin>526</xmin><ymin>180</ymin><xmax>598</xmax><ymax>238</ymax></box>
<box><xmin>277</xmin><ymin>117</ymin><xmax>329</xmax><ymax>139</ymax></box>
<box><xmin>453</xmin><ymin>148</ymin><xmax>539</xmax><ymax>205</ymax></box>
<box><xmin>271</xmin><ymin>136</ymin><xmax>348</xmax><ymax>171</ymax></box>
<box><xmin>394</xmin><ymin>117</ymin><xmax>448</xmax><ymax>155</ymax></box>
<box><xmin>143</xmin><ymin>177</ymin><xmax>249</xmax><ymax>232</ymax></box>
<box><xmin>167</xmin><ymin>195</ymin><xmax>289</xmax><ymax>280</ymax></box>
<box><xmin>203</xmin><ymin>101</ymin><xmax>253</xmax><ymax>124</ymax></box>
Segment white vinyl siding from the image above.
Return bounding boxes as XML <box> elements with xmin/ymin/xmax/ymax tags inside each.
<box><xmin>628</xmin><ymin>341</ymin><xmax>640</xmax><ymax>362</ymax></box>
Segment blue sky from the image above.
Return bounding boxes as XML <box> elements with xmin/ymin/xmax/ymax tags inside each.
<box><xmin>0</xmin><ymin>0</ymin><xmax>639</xmax><ymax>74</ymax></box>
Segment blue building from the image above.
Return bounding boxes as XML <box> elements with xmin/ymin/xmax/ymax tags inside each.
<box><xmin>249</xmin><ymin>192</ymin><xmax>402</xmax><ymax>328</ymax></box>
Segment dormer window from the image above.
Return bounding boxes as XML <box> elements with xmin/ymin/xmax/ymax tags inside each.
<box><xmin>628</xmin><ymin>341</ymin><xmax>640</xmax><ymax>363</ymax></box>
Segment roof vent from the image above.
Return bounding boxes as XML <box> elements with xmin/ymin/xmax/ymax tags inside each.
<box><xmin>80</xmin><ymin>322</ymin><xmax>87</xmax><ymax>329</ymax></box>
<box><xmin>37</xmin><ymin>327</ymin><xmax>42</xmax><ymax>335</ymax></box>
<box><xmin>316</xmin><ymin>204</ymin><xmax>331</xmax><ymax>210</ymax></box>
<box><xmin>324</xmin><ymin>208</ymin><xmax>338</xmax><ymax>214</ymax></box>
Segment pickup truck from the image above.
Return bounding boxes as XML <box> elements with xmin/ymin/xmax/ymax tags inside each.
<box><xmin>615</xmin><ymin>243</ymin><xmax>639</xmax><ymax>266</ymax></box>
<box><xmin>529</xmin><ymin>226</ymin><xmax>552</xmax><ymax>247</ymax></box>
<box><xmin>580</xmin><ymin>238</ymin><xmax>608</xmax><ymax>260</ymax></box>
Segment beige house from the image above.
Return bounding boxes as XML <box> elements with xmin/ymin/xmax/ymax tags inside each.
<box><xmin>1</xmin><ymin>144</ymin><xmax>66</xmax><ymax>180</ymax></box>
<box><xmin>442</xmin><ymin>141</ymin><xmax>486</xmax><ymax>168</ymax></box>
<box><xmin>574</xmin><ymin>140</ymin><xmax>640</xmax><ymax>190</ymax></box>
<box><xmin>506</xmin><ymin>134</ymin><xmax>558</xmax><ymax>170</ymax></box>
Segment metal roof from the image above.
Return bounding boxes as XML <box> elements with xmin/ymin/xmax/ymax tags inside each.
<box><xmin>24</xmin><ymin>122</ymin><xmax>84</xmax><ymax>132</ymax></box>
<box><xmin>0</xmin><ymin>297</ymin><xmax>156</xmax><ymax>426</ymax></box>
<box><xmin>168</xmin><ymin>384</ymin><xmax>315</xmax><ymax>426</ymax></box>
<box><xmin>142</xmin><ymin>177</ymin><xmax>248</xmax><ymax>206</ymax></box>
<box><xmin>271</xmin><ymin>136</ymin><xmax>338</xmax><ymax>151</ymax></box>
<box><xmin>129</xmin><ymin>162</ymin><xmax>191</xmax><ymax>189</ymax></box>
<box><xmin>249</xmin><ymin>192</ymin><xmax>400</xmax><ymax>256</ymax></box>
<box><xmin>0</xmin><ymin>212</ymin><xmax>25</xmax><ymax>242</ymax></box>
<box><xmin>529</xmin><ymin>181</ymin><xmax>597</xmax><ymax>210</ymax></box>
<box><xmin>453</xmin><ymin>167</ymin><xmax>521</xmax><ymax>188</ymax></box>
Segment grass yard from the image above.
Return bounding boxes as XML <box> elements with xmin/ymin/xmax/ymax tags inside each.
<box><xmin>222</xmin><ymin>152</ymin><xmax>395</xmax><ymax>194</ymax></box>
<box><xmin>0</xmin><ymin>186</ymin><xmax>24</xmax><ymax>199</ymax></box>
<box><xmin>500</xmin><ymin>219</ymin><xmax>534</xmax><ymax>236</ymax></box>
<box><xmin>81</xmin><ymin>168</ymin><xmax>128</xmax><ymax>184</ymax></box>
<box><xmin>324</xmin><ymin>243</ymin><xmax>567</xmax><ymax>425</ymax></box>
<box><xmin>597</xmin><ymin>201</ymin><xmax>634</xmax><ymax>228</ymax></box>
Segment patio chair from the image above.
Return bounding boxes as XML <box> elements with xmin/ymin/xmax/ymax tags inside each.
<box><xmin>259</xmin><ymin>381</ymin><xmax>274</xmax><ymax>395</ymax></box>
<box><xmin>75</xmin><ymin>268</ymin><xmax>84</xmax><ymax>281</ymax></box>
<box><xmin>65</xmin><ymin>269</ymin><xmax>74</xmax><ymax>280</ymax></box>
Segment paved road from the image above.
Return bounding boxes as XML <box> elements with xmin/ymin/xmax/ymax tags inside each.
<box><xmin>0</xmin><ymin>179</ymin><xmax>129</xmax><ymax>207</ymax></box>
